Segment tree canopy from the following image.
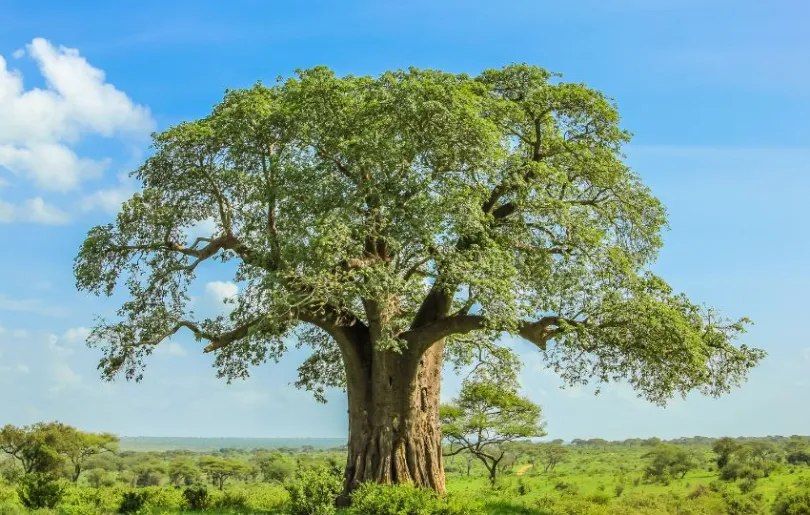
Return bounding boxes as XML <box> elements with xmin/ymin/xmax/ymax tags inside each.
<box><xmin>75</xmin><ymin>63</ymin><xmax>762</xmax><ymax>404</ymax></box>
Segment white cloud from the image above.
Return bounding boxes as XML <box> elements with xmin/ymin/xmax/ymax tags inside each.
<box><xmin>185</xmin><ymin>218</ymin><xmax>219</xmax><ymax>241</ymax></box>
<box><xmin>17</xmin><ymin>363</ymin><xmax>30</xmax><ymax>374</ymax></box>
<box><xmin>47</xmin><ymin>333</ymin><xmax>73</xmax><ymax>355</ymax></box>
<box><xmin>804</xmin><ymin>348</ymin><xmax>810</xmax><ymax>362</ymax></box>
<box><xmin>0</xmin><ymin>196</ymin><xmax>70</xmax><ymax>224</ymax></box>
<box><xmin>80</xmin><ymin>173</ymin><xmax>135</xmax><ymax>214</ymax></box>
<box><xmin>0</xmin><ymin>294</ymin><xmax>69</xmax><ymax>317</ymax></box>
<box><xmin>50</xmin><ymin>362</ymin><xmax>82</xmax><ymax>393</ymax></box>
<box><xmin>154</xmin><ymin>341</ymin><xmax>188</xmax><ymax>357</ymax></box>
<box><xmin>0</xmin><ymin>38</ymin><xmax>153</xmax><ymax>203</ymax></box>
<box><xmin>0</xmin><ymin>144</ymin><xmax>106</xmax><ymax>192</ymax></box>
<box><xmin>62</xmin><ymin>327</ymin><xmax>91</xmax><ymax>345</ymax></box>
<box><xmin>205</xmin><ymin>281</ymin><xmax>238</xmax><ymax>307</ymax></box>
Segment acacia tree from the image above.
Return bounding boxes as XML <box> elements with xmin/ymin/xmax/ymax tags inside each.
<box><xmin>74</xmin><ymin>64</ymin><xmax>764</xmax><ymax>495</ymax></box>
<box><xmin>441</xmin><ymin>380</ymin><xmax>546</xmax><ymax>484</ymax></box>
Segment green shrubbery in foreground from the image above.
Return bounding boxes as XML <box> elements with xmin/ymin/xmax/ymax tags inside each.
<box><xmin>2</xmin><ymin>478</ymin><xmax>810</xmax><ymax>515</ymax></box>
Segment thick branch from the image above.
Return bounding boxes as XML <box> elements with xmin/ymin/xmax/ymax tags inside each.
<box><xmin>402</xmin><ymin>314</ymin><xmax>607</xmax><ymax>351</ymax></box>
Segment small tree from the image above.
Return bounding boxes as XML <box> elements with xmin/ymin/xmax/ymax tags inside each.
<box><xmin>199</xmin><ymin>457</ymin><xmax>251</xmax><ymax>490</ymax></box>
<box><xmin>534</xmin><ymin>442</ymin><xmax>569</xmax><ymax>473</ymax></box>
<box><xmin>0</xmin><ymin>423</ymin><xmax>117</xmax><ymax>481</ymax></box>
<box><xmin>643</xmin><ymin>444</ymin><xmax>696</xmax><ymax>483</ymax></box>
<box><xmin>168</xmin><ymin>457</ymin><xmax>201</xmax><ymax>486</ymax></box>
<box><xmin>441</xmin><ymin>380</ymin><xmax>545</xmax><ymax>484</ymax></box>
<box><xmin>0</xmin><ymin>423</ymin><xmax>67</xmax><ymax>476</ymax></box>
<box><xmin>61</xmin><ymin>429</ymin><xmax>118</xmax><ymax>482</ymax></box>
<box><xmin>253</xmin><ymin>452</ymin><xmax>296</xmax><ymax>483</ymax></box>
<box><xmin>712</xmin><ymin>437</ymin><xmax>741</xmax><ymax>469</ymax></box>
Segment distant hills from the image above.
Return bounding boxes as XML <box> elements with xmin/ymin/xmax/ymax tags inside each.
<box><xmin>119</xmin><ymin>436</ymin><xmax>346</xmax><ymax>452</ymax></box>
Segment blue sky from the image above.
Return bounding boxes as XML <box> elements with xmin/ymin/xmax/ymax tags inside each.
<box><xmin>0</xmin><ymin>0</ymin><xmax>808</xmax><ymax>440</ymax></box>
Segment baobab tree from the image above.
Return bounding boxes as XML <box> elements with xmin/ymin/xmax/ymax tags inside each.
<box><xmin>74</xmin><ymin>64</ymin><xmax>764</xmax><ymax>497</ymax></box>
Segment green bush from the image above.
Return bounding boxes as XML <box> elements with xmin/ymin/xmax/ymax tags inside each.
<box><xmin>284</xmin><ymin>466</ymin><xmax>342</xmax><ymax>515</ymax></box>
<box><xmin>517</xmin><ymin>479</ymin><xmax>531</xmax><ymax>496</ymax></box>
<box><xmin>118</xmin><ymin>490</ymin><xmax>149</xmax><ymax>514</ymax></box>
<box><xmin>183</xmin><ymin>485</ymin><xmax>210</xmax><ymax>510</ymax></box>
<box><xmin>17</xmin><ymin>474</ymin><xmax>64</xmax><ymax>509</ymax></box>
<box><xmin>350</xmin><ymin>483</ymin><xmax>483</xmax><ymax>515</ymax></box>
<box><xmin>738</xmin><ymin>478</ymin><xmax>757</xmax><ymax>494</ymax></box>
<box><xmin>772</xmin><ymin>486</ymin><xmax>810</xmax><ymax>515</ymax></box>
<box><xmin>215</xmin><ymin>488</ymin><xmax>249</xmax><ymax>510</ymax></box>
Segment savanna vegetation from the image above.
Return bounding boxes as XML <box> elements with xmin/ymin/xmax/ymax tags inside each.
<box><xmin>2</xmin><ymin>422</ymin><xmax>810</xmax><ymax>514</ymax></box>
<box><xmin>73</xmin><ymin>63</ymin><xmax>764</xmax><ymax>500</ymax></box>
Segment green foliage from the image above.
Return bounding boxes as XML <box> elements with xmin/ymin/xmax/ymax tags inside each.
<box><xmin>0</xmin><ymin>422</ymin><xmax>117</xmax><ymax>482</ymax></box>
<box><xmin>442</xmin><ymin>379</ymin><xmax>545</xmax><ymax>484</ymax></box>
<box><xmin>198</xmin><ymin>456</ymin><xmax>252</xmax><ymax>490</ymax></box>
<box><xmin>284</xmin><ymin>466</ymin><xmax>342</xmax><ymax>515</ymax></box>
<box><xmin>118</xmin><ymin>490</ymin><xmax>149</xmax><ymax>514</ymax></box>
<box><xmin>74</xmin><ymin>63</ymin><xmax>761</xmax><ymax>414</ymax></box>
<box><xmin>254</xmin><ymin>452</ymin><xmax>296</xmax><ymax>483</ymax></box>
<box><xmin>772</xmin><ymin>484</ymin><xmax>810</xmax><ymax>515</ymax></box>
<box><xmin>214</xmin><ymin>488</ymin><xmax>250</xmax><ymax>510</ymax></box>
<box><xmin>168</xmin><ymin>457</ymin><xmax>201</xmax><ymax>486</ymax></box>
<box><xmin>183</xmin><ymin>485</ymin><xmax>210</xmax><ymax>510</ymax></box>
<box><xmin>350</xmin><ymin>483</ymin><xmax>483</xmax><ymax>515</ymax></box>
<box><xmin>17</xmin><ymin>473</ymin><xmax>64</xmax><ymax>509</ymax></box>
<box><xmin>643</xmin><ymin>444</ymin><xmax>697</xmax><ymax>483</ymax></box>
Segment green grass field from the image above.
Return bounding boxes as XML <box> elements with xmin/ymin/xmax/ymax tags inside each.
<box><xmin>2</xmin><ymin>438</ymin><xmax>810</xmax><ymax>514</ymax></box>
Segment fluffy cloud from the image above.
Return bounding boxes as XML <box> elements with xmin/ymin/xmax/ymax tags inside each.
<box><xmin>154</xmin><ymin>341</ymin><xmax>188</xmax><ymax>357</ymax></box>
<box><xmin>0</xmin><ymin>197</ymin><xmax>70</xmax><ymax>225</ymax></box>
<box><xmin>0</xmin><ymin>38</ymin><xmax>154</xmax><ymax>219</ymax></box>
<box><xmin>62</xmin><ymin>327</ymin><xmax>91</xmax><ymax>345</ymax></box>
<box><xmin>80</xmin><ymin>180</ymin><xmax>134</xmax><ymax>214</ymax></box>
<box><xmin>206</xmin><ymin>281</ymin><xmax>238</xmax><ymax>303</ymax></box>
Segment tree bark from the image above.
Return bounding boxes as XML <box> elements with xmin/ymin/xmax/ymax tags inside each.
<box><xmin>339</xmin><ymin>340</ymin><xmax>446</xmax><ymax>502</ymax></box>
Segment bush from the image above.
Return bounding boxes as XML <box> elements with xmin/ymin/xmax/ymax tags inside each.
<box><xmin>17</xmin><ymin>474</ymin><xmax>64</xmax><ymax>509</ymax></box>
<box><xmin>183</xmin><ymin>485</ymin><xmax>210</xmax><ymax>510</ymax></box>
<box><xmin>614</xmin><ymin>484</ymin><xmax>625</xmax><ymax>498</ymax></box>
<box><xmin>738</xmin><ymin>478</ymin><xmax>757</xmax><ymax>494</ymax></box>
<box><xmin>118</xmin><ymin>490</ymin><xmax>149</xmax><ymax>514</ymax></box>
<box><xmin>553</xmin><ymin>481</ymin><xmax>579</xmax><ymax>495</ymax></box>
<box><xmin>284</xmin><ymin>466</ymin><xmax>342</xmax><ymax>515</ymax></box>
<box><xmin>772</xmin><ymin>486</ymin><xmax>810</xmax><ymax>515</ymax></box>
<box><xmin>586</xmin><ymin>492</ymin><xmax>611</xmax><ymax>505</ymax></box>
<box><xmin>215</xmin><ymin>488</ymin><xmax>249</xmax><ymax>510</ymax></box>
<box><xmin>517</xmin><ymin>479</ymin><xmax>531</xmax><ymax>496</ymax></box>
<box><xmin>350</xmin><ymin>483</ymin><xmax>482</xmax><ymax>515</ymax></box>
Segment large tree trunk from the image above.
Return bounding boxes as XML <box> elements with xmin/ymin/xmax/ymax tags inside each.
<box><xmin>340</xmin><ymin>340</ymin><xmax>446</xmax><ymax>501</ymax></box>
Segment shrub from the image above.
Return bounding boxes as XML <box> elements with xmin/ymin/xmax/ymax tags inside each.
<box><xmin>215</xmin><ymin>488</ymin><xmax>249</xmax><ymax>510</ymax></box>
<box><xmin>772</xmin><ymin>486</ymin><xmax>810</xmax><ymax>515</ymax></box>
<box><xmin>614</xmin><ymin>484</ymin><xmax>624</xmax><ymax>498</ymax></box>
<box><xmin>350</xmin><ymin>483</ymin><xmax>483</xmax><ymax>515</ymax></box>
<box><xmin>118</xmin><ymin>490</ymin><xmax>149</xmax><ymax>514</ymax></box>
<box><xmin>586</xmin><ymin>492</ymin><xmax>611</xmax><ymax>505</ymax></box>
<box><xmin>687</xmin><ymin>484</ymin><xmax>710</xmax><ymax>500</ymax></box>
<box><xmin>284</xmin><ymin>466</ymin><xmax>342</xmax><ymax>515</ymax></box>
<box><xmin>17</xmin><ymin>474</ymin><xmax>64</xmax><ymax>509</ymax></box>
<box><xmin>517</xmin><ymin>479</ymin><xmax>531</xmax><ymax>496</ymax></box>
<box><xmin>553</xmin><ymin>481</ymin><xmax>579</xmax><ymax>495</ymax></box>
<box><xmin>183</xmin><ymin>485</ymin><xmax>210</xmax><ymax>510</ymax></box>
<box><xmin>738</xmin><ymin>478</ymin><xmax>757</xmax><ymax>494</ymax></box>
